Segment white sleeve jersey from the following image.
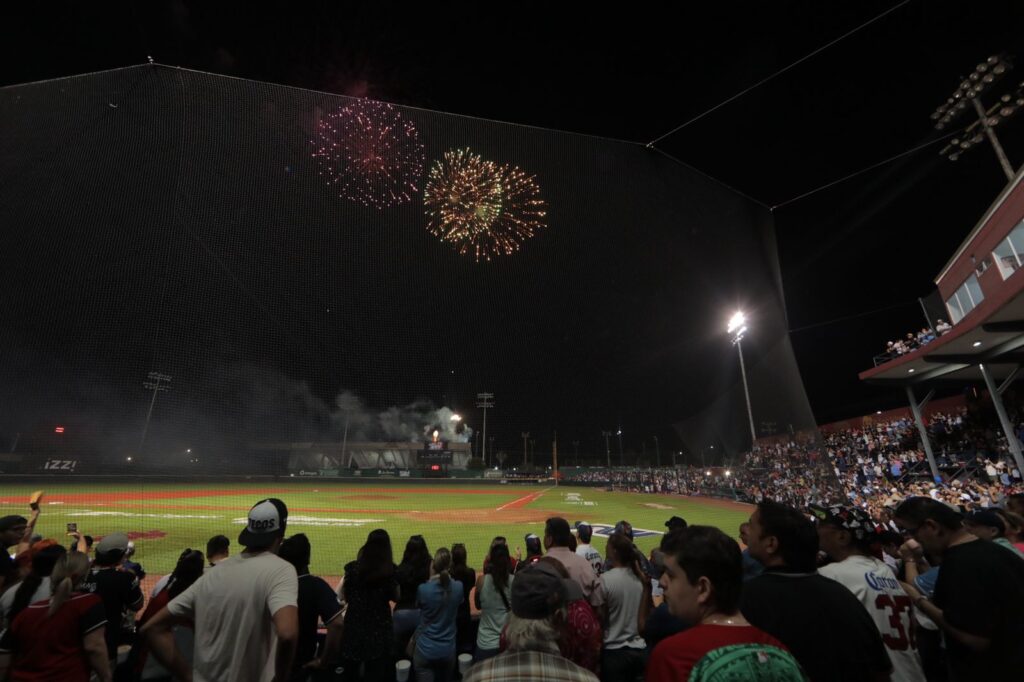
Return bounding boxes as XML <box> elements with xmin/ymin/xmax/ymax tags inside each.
<box><xmin>819</xmin><ymin>554</ymin><xmax>926</xmax><ymax>682</ymax></box>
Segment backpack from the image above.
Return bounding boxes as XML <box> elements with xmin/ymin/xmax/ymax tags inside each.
<box><xmin>689</xmin><ymin>643</ymin><xmax>808</xmax><ymax>682</ymax></box>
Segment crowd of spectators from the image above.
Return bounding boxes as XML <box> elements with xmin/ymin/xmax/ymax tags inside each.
<box><xmin>3</xmin><ymin>491</ymin><xmax>1022</xmax><ymax>681</ymax></box>
<box><xmin>876</xmin><ymin>321</ymin><xmax>951</xmax><ymax>364</ymax></box>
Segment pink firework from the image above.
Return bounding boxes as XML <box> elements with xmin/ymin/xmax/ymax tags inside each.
<box><xmin>311</xmin><ymin>100</ymin><xmax>425</xmax><ymax>208</ymax></box>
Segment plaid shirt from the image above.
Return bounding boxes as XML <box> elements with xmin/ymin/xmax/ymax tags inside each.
<box><xmin>463</xmin><ymin>649</ymin><xmax>599</xmax><ymax>682</ymax></box>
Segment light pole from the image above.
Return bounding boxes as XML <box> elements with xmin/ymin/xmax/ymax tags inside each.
<box><xmin>617</xmin><ymin>428</ymin><xmax>624</xmax><ymax>466</ymax></box>
<box><xmin>728</xmin><ymin>311</ymin><xmax>757</xmax><ymax>447</ymax></box>
<box><xmin>934</xmin><ymin>55</ymin><xmax>1021</xmax><ymax>181</ymax></box>
<box><xmin>476</xmin><ymin>392</ymin><xmax>494</xmax><ymax>466</ymax></box>
<box><xmin>521</xmin><ymin>431</ymin><xmax>530</xmax><ymax>467</ymax></box>
<box><xmin>601</xmin><ymin>431</ymin><xmax>612</xmax><ymax>468</ymax></box>
<box><xmin>653</xmin><ymin>435</ymin><xmax>660</xmax><ymax>467</ymax></box>
<box><xmin>140</xmin><ymin>372</ymin><xmax>172</xmax><ymax>454</ymax></box>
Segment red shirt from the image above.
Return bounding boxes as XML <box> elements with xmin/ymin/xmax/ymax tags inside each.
<box><xmin>0</xmin><ymin>592</ymin><xmax>107</xmax><ymax>682</ymax></box>
<box><xmin>646</xmin><ymin>623</ymin><xmax>787</xmax><ymax>682</ymax></box>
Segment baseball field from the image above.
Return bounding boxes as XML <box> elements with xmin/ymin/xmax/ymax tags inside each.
<box><xmin>0</xmin><ymin>482</ymin><xmax>752</xmax><ymax>579</ymax></box>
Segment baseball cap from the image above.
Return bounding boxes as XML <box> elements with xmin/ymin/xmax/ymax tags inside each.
<box><xmin>511</xmin><ymin>562</ymin><xmax>568</xmax><ymax>618</ymax></box>
<box><xmin>95</xmin><ymin>532</ymin><xmax>130</xmax><ymax>556</ymax></box>
<box><xmin>665</xmin><ymin>516</ymin><xmax>688</xmax><ymax>531</ymax></box>
<box><xmin>239</xmin><ymin>498</ymin><xmax>288</xmax><ymax>549</ymax></box>
<box><xmin>964</xmin><ymin>509</ymin><xmax>1006</xmax><ymax>534</ymax></box>
<box><xmin>524</xmin><ymin>533</ymin><xmax>542</xmax><ymax>553</ymax></box>
<box><xmin>809</xmin><ymin>505</ymin><xmax>878</xmax><ymax>544</ymax></box>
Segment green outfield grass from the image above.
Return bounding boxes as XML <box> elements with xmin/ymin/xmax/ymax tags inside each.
<box><xmin>0</xmin><ymin>482</ymin><xmax>752</xmax><ymax>576</ymax></box>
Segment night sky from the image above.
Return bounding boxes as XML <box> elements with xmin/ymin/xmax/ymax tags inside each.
<box><xmin>3</xmin><ymin>1</ymin><xmax>1024</xmax><ymax>462</ymax></box>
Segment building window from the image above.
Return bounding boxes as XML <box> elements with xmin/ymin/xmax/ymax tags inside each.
<box><xmin>946</xmin><ymin>274</ymin><xmax>984</xmax><ymax>325</ymax></box>
<box><xmin>994</xmin><ymin>220</ymin><xmax>1024</xmax><ymax>280</ymax></box>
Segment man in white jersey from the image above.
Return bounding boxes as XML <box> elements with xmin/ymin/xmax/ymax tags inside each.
<box><xmin>573</xmin><ymin>522</ymin><xmax>603</xmax><ymax>575</ymax></box>
<box><xmin>811</xmin><ymin>504</ymin><xmax>925</xmax><ymax>682</ymax></box>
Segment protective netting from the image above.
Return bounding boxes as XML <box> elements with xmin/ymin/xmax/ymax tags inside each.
<box><xmin>0</xmin><ymin>64</ymin><xmax>828</xmax><ymax>570</ymax></box>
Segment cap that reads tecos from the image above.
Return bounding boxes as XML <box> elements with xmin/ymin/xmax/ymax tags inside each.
<box><xmin>239</xmin><ymin>498</ymin><xmax>288</xmax><ymax>549</ymax></box>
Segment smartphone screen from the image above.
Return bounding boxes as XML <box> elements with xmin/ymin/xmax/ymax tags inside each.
<box><xmin>67</xmin><ymin>522</ymin><xmax>77</xmax><ymax>532</ymax></box>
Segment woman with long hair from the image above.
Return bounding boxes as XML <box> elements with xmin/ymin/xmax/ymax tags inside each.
<box><xmin>0</xmin><ymin>552</ymin><xmax>111</xmax><ymax>682</ymax></box>
<box><xmin>413</xmin><ymin>547</ymin><xmax>464</xmax><ymax>682</ymax></box>
<box><xmin>1</xmin><ymin>542</ymin><xmax>65</xmax><ymax>630</ymax></box>
<box><xmin>474</xmin><ymin>543</ymin><xmax>513</xmax><ymax>661</ymax></box>
<box><xmin>598</xmin><ymin>532</ymin><xmax>650</xmax><ymax>681</ymax></box>
<box><xmin>339</xmin><ymin>528</ymin><xmax>398</xmax><ymax>682</ymax></box>
<box><xmin>133</xmin><ymin>548</ymin><xmax>205</xmax><ymax>681</ymax></box>
<box><xmin>449</xmin><ymin>543</ymin><xmax>476</xmax><ymax>656</ymax></box>
<box><xmin>394</xmin><ymin>535</ymin><xmax>431</xmax><ymax>656</ymax></box>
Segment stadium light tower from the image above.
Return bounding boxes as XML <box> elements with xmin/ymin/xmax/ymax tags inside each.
<box><xmin>140</xmin><ymin>372</ymin><xmax>172</xmax><ymax>454</ymax></box>
<box><xmin>933</xmin><ymin>55</ymin><xmax>1022</xmax><ymax>181</ymax></box>
<box><xmin>476</xmin><ymin>392</ymin><xmax>494</xmax><ymax>466</ymax></box>
<box><xmin>727</xmin><ymin>312</ymin><xmax>757</xmax><ymax>447</ymax></box>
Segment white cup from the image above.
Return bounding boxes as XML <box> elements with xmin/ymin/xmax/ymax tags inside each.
<box><xmin>458</xmin><ymin>653</ymin><xmax>473</xmax><ymax>674</ymax></box>
<box><xmin>396</xmin><ymin>659</ymin><xmax>412</xmax><ymax>682</ymax></box>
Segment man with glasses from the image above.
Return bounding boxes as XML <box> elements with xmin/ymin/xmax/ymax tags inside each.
<box><xmin>894</xmin><ymin>497</ymin><xmax>1024</xmax><ymax>681</ymax></box>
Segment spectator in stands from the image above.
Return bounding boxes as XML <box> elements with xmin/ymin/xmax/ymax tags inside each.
<box><xmin>79</xmin><ymin>532</ymin><xmax>145</xmax><ymax>664</ymax></box>
<box><xmin>0</xmin><ymin>514</ymin><xmax>30</xmax><ymax>594</ymax></box>
<box><xmin>279</xmin><ymin>533</ymin><xmax>344</xmax><ymax>680</ymax></box>
<box><xmin>142</xmin><ymin>498</ymin><xmax>299</xmax><ymax>682</ymax></box>
<box><xmin>0</xmin><ymin>542</ymin><xmax>65</xmax><ymax>630</ymax></box>
<box><xmin>0</xmin><ymin>551</ymin><xmax>111</xmax><ymax>682</ymax></box>
<box><xmin>462</xmin><ymin>562</ymin><xmax>598</xmax><ymax>682</ymax></box>
<box><xmin>482</xmin><ymin>536</ymin><xmax>519</xmax><ymax>575</ymax></box>
<box><xmin>738</xmin><ymin>521</ymin><xmax>763</xmax><ymax>581</ymax></box>
<box><xmin>645</xmin><ymin>526</ymin><xmax>801</xmax><ymax>682</ymax></box>
<box><xmin>475</xmin><ymin>543</ymin><xmax>513</xmax><ymax>662</ymax></box>
<box><xmin>537</xmin><ymin>556</ymin><xmax>602</xmax><ymax>675</ymax></box>
<box><xmin>936</xmin><ymin>319</ymin><xmax>952</xmax><ymax>334</ymax></box>
<box><xmin>133</xmin><ymin>548</ymin><xmax>204</xmax><ymax>681</ymax></box>
<box><xmin>517</xmin><ymin>534</ymin><xmax>544</xmax><ymax>570</ymax></box>
<box><xmin>894</xmin><ymin>496</ymin><xmax>1024</xmax><ymax>681</ymax></box>
<box><xmin>395</xmin><ymin>535</ymin><xmax>431</xmax><ymax>657</ymax></box>
<box><xmin>599</xmin><ymin>533</ymin><xmax>650</xmax><ymax>682</ymax></box>
<box><xmin>338</xmin><ymin>528</ymin><xmax>398</xmax><ymax>682</ymax></box>
<box><xmin>963</xmin><ymin>508</ymin><xmax>1024</xmax><ymax>559</ymax></box>
<box><xmin>641</xmin><ymin>549</ymin><xmax>687</xmax><ymax>655</ymax></box>
<box><xmin>739</xmin><ymin>501</ymin><xmax>892</xmax><ymax>682</ymax></box>
<box><xmin>811</xmin><ymin>504</ymin><xmax>925</xmax><ymax>682</ymax></box>
<box><xmin>206</xmin><ymin>534</ymin><xmax>230</xmax><ymax>567</ymax></box>
<box><xmin>574</xmin><ymin>523</ymin><xmax>603</xmax><ymax>576</ymax></box>
<box><xmin>150</xmin><ymin>533</ymin><xmax>231</xmax><ymax>599</ymax></box>
<box><xmin>414</xmin><ymin>547</ymin><xmax>463</xmax><ymax>682</ymax></box>
<box><xmin>544</xmin><ymin>517</ymin><xmax>604</xmax><ymax>611</ymax></box>
<box><xmin>449</xmin><ymin>543</ymin><xmax>476</xmax><ymax>657</ymax></box>
<box><xmin>604</xmin><ymin>521</ymin><xmax>655</xmax><ymax>579</ymax></box>
<box><xmin>122</xmin><ymin>541</ymin><xmax>145</xmax><ymax>581</ymax></box>
<box><xmin>1000</xmin><ymin>509</ymin><xmax>1024</xmax><ymax>553</ymax></box>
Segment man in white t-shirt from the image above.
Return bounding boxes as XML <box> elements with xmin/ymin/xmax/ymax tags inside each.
<box><xmin>142</xmin><ymin>498</ymin><xmax>299</xmax><ymax>682</ymax></box>
<box><xmin>812</xmin><ymin>504</ymin><xmax>925</xmax><ymax>682</ymax></box>
<box><xmin>574</xmin><ymin>523</ymin><xmax>603</xmax><ymax>576</ymax></box>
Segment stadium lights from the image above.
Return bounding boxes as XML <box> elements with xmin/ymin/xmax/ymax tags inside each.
<box><xmin>450</xmin><ymin>414</ymin><xmax>462</xmax><ymax>422</ymax></box>
<box><xmin>973</xmin><ymin>341</ymin><xmax>983</xmax><ymax>347</ymax></box>
<box><xmin>934</xmin><ymin>54</ymin><xmax>1018</xmax><ymax>180</ymax></box>
<box><xmin>726</xmin><ymin>310</ymin><xmax>757</xmax><ymax>446</ymax></box>
<box><xmin>908</xmin><ymin>368</ymin><xmax>916</xmax><ymax>373</ymax></box>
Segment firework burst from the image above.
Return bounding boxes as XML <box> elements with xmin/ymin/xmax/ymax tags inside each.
<box><xmin>424</xmin><ymin>149</ymin><xmax>547</xmax><ymax>262</ymax></box>
<box><xmin>311</xmin><ymin>99</ymin><xmax>425</xmax><ymax>208</ymax></box>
